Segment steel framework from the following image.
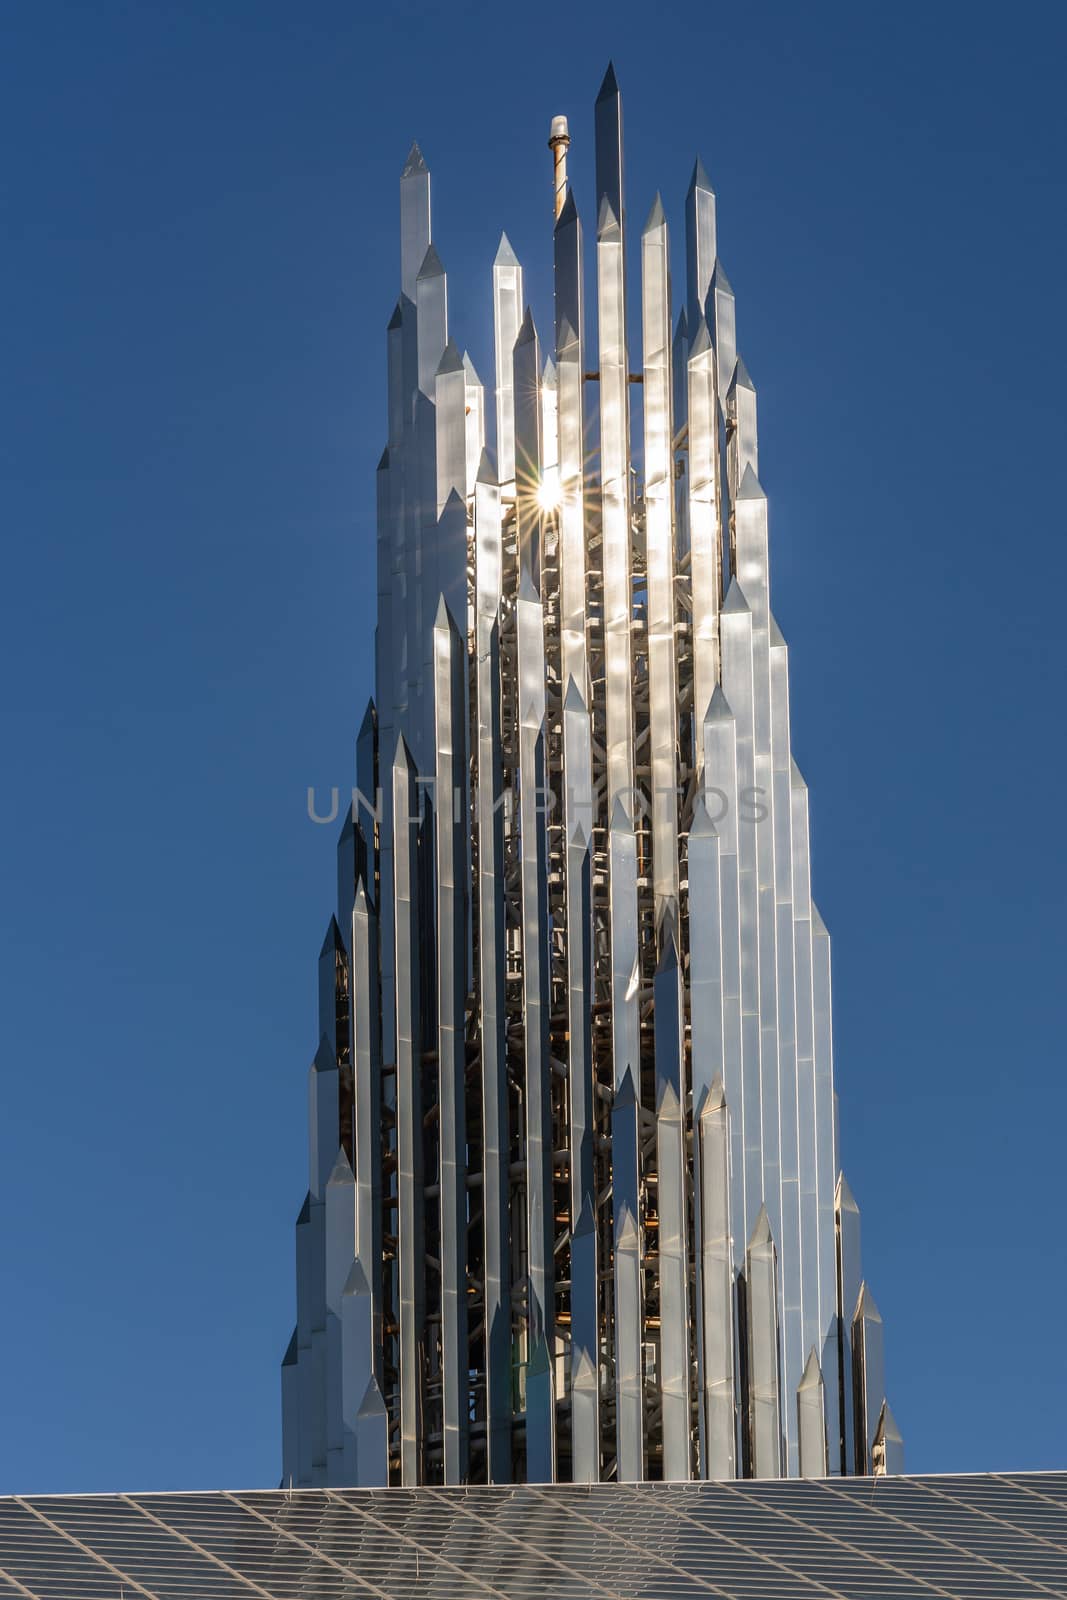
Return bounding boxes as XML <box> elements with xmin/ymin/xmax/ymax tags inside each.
<box><xmin>283</xmin><ymin>65</ymin><xmax>898</xmax><ymax>1488</ymax></box>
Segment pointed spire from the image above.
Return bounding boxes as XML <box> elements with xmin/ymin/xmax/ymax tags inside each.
<box><xmin>596</xmin><ymin>60</ymin><xmax>620</xmax><ymax>102</ymax></box>
<box><xmin>799</xmin><ymin>1346</ymin><xmax>823</xmax><ymax>1391</ymax></box>
<box><xmin>401</xmin><ymin>142</ymin><xmax>428</xmax><ymax>178</ymax></box>
<box><xmin>736</xmin><ymin>461</ymin><xmax>765</xmax><ymax>501</ymax></box>
<box><xmin>376</xmin><ymin>446</ymin><xmax>389</xmax><ymax>472</ymax></box>
<box><xmin>296</xmin><ymin>1192</ymin><xmax>311</xmax><ymax>1226</ymax></box>
<box><xmin>555</xmin><ymin>187</ymin><xmax>578</xmax><ymax>231</ymax></box>
<box><xmin>721</xmin><ymin>577</ymin><xmax>751</xmax><ymax>615</ymax></box>
<box><xmin>343</xmin><ymin>1258</ymin><xmax>371</xmax><ymax>1298</ymax></box>
<box><xmin>563</xmin><ymin>674</ymin><xmax>587</xmax><ymax>713</ymax></box>
<box><xmin>689</xmin><ymin>793</ymin><xmax>718</xmax><ymax>838</ymax></box>
<box><xmin>282</xmin><ymin>1328</ymin><xmax>298</xmax><ymax>1366</ymax></box>
<box><xmin>704</xmin><ymin>1073</ymin><xmax>727</xmax><ymax>1114</ymax></box>
<box><xmin>574</xmin><ymin>1192</ymin><xmax>595</xmax><ymax>1238</ymax></box>
<box><xmin>731</xmin><ymin>355</ymin><xmax>756</xmax><ymax>393</ymax></box>
<box><xmin>688</xmin><ymin>155</ymin><xmax>715</xmax><ymax>196</ymax></box>
<box><xmin>494</xmin><ymin>231</ymin><xmax>520</xmax><ymax>268</ymax></box>
<box><xmin>769</xmin><ymin>614</ymin><xmax>787</xmax><ymax>648</ymax></box>
<box><xmin>462</xmin><ymin>350</ymin><xmax>482</xmax><ymax>386</ymax></box>
<box><xmin>319</xmin><ymin>915</ymin><xmax>344</xmax><ymax>960</ymax></box>
<box><xmin>674</xmin><ymin>306</ymin><xmax>688</xmax><ymax>342</ymax></box>
<box><xmin>688</xmin><ymin>312</ymin><xmax>712</xmax><ymax>359</ymax></box>
<box><xmin>597</xmin><ymin>194</ymin><xmax>621</xmax><ymax>240</ymax></box>
<box><xmin>542</xmin><ymin>355</ymin><xmax>557</xmax><ymax>387</ymax></box>
<box><xmin>609</xmin><ymin>794</ymin><xmax>631</xmax><ymax>832</ymax></box>
<box><xmin>435</xmin><ymin>337</ymin><xmax>464</xmax><ymax>376</ymax></box>
<box><xmin>434</xmin><ymin>593</ymin><xmax>456</xmax><ymax>631</ymax></box>
<box><xmin>812</xmin><ymin>903</ymin><xmax>829</xmax><ymax>938</ymax></box>
<box><xmin>358</xmin><ymin>1374</ymin><xmax>388</xmax><ymax>1419</ymax></box>
<box><xmin>747</xmin><ymin>1203</ymin><xmax>774</xmax><ymax>1251</ymax></box>
<box><xmin>615</xmin><ymin>1065</ymin><xmax>638</xmax><ymax>1110</ymax></box>
<box><xmin>387</xmin><ymin>300</ymin><xmax>403</xmax><ymax>332</ymax></box>
<box><xmin>853</xmin><ymin>1281</ymin><xmax>881</xmax><ymax>1326</ymax></box>
<box><xmin>710</xmin><ymin>259</ymin><xmax>733</xmax><ymax>297</ymax></box>
<box><xmin>312</xmin><ymin>1034</ymin><xmax>335</xmax><ymax>1074</ymax></box>
<box><xmin>790</xmin><ymin>756</ymin><xmax>806</xmax><ymax>789</ymax></box>
<box><xmin>328</xmin><ymin>1147</ymin><xmax>354</xmax><ymax>1186</ymax></box>
<box><xmin>643</xmin><ymin>192</ymin><xmax>666</xmax><ymax>233</ymax></box>
<box><xmin>515</xmin><ymin>305</ymin><xmax>538</xmax><ymax>347</ymax></box>
<box><xmin>417</xmin><ymin>243</ymin><xmax>445</xmax><ymax>281</ymax></box>
<box><xmin>476</xmin><ymin>446</ymin><xmax>498</xmax><ymax>486</ymax></box>
<box><xmin>836</xmin><ymin>1172</ymin><xmax>859</xmax><ymax>1216</ymax></box>
<box><xmin>706</xmin><ymin>683</ymin><xmax>734</xmax><ymax>720</ymax></box>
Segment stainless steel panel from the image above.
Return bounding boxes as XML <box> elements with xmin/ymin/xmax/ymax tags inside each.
<box><xmin>745</xmin><ymin>1207</ymin><xmax>782</xmax><ymax>1479</ymax></box>
<box><xmin>654</xmin><ymin>929</ymin><xmax>691</xmax><ymax>1480</ymax></box>
<box><xmin>434</xmin><ymin>598</ymin><xmax>470</xmax><ymax>1483</ymax></box>
<box><xmin>392</xmin><ymin>734</ymin><xmax>424</xmax><ymax>1485</ymax></box>
<box><xmin>434</xmin><ymin>340</ymin><xmax>467</xmax><ymax>515</ymax></box>
<box><xmin>492</xmin><ymin>234</ymin><xmax>523</xmax><ymax>488</ymax></box>
<box><xmin>687</xmin><ymin>317</ymin><xmax>723</xmax><ymax>761</ymax></box>
<box><xmin>416</xmin><ymin>244</ymin><xmax>447</xmax><ymax>399</ymax></box>
<box><xmin>719</xmin><ymin>581</ymin><xmax>761</xmax><ymax>1256</ymax></box>
<box><xmin>697</xmin><ymin>1078</ymin><xmax>736</xmax><ymax>1480</ymax></box>
<box><xmin>473</xmin><ymin>449</ymin><xmax>511</xmax><ymax>1483</ymax></box>
<box><xmin>851</xmin><ymin>1284</ymin><xmax>885</xmax><ymax>1476</ymax></box>
<box><xmin>835</xmin><ymin>1173</ymin><xmax>861</xmax><ymax>1475</ymax></box>
<box><xmin>797</xmin><ymin>1348</ymin><xmax>829</xmax><ymax>1478</ymax></box>
<box><xmin>399</xmin><ymin>143</ymin><xmax>430</xmax><ymax>303</ymax></box>
<box><xmin>642</xmin><ymin>196</ymin><xmax>682</xmax><ymax>936</ymax></box>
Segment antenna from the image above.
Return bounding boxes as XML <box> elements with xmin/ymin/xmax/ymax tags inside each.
<box><xmin>548</xmin><ymin>115</ymin><xmax>571</xmax><ymax>219</ymax></box>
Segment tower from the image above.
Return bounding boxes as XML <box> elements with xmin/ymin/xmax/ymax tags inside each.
<box><xmin>283</xmin><ymin>66</ymin><xmax>897</xmax><ymax>1488</ymax></box>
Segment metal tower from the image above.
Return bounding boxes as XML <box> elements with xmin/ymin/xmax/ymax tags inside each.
<box><xmin>282</xmin><ymin>65</ymin><xmax>900</xmax><ymax>1489</ymax></box>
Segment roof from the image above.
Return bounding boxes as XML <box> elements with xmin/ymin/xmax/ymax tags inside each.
<box><xmin>0</xmin><ymin>1473</ymin><xmax>1064</xmax><ymax>1597</ymax></box>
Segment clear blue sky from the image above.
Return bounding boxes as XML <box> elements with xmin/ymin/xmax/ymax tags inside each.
<box><xmin>2</xmin><ymin>0</ymin><xmax>1065</xmax><ymax>1494</ymax></box>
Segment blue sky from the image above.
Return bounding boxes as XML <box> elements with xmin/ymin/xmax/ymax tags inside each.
<box><xmin>2</xmin><ymin>0</ymin><xmax>1066</xmax><ymax>1493</ymax></box>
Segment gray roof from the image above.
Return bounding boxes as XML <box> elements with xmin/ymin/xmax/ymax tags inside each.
<box><xmin>0</xmin><ymin>1473</ymin><xmax>1065</xmax><ymax>1597</ymax></box>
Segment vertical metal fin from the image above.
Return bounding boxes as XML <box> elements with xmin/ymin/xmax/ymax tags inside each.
<box><xmin>570</xmin><ymin>1193</ymin><xmax>600</xmax><ymax>1482</ymax></box>
<box><xmin>745</xmin><ymin>1205</ymin><xmax>783</xmax><ymax>1478</ymax></box>
<box><xmin>400</xmin><ymin>143</ymin><xmax>430</xmax><ymax>303</ymax></box>
<box><xmin>392</xmin><ymin>734</ymin><xmax>424</xmax><ymax>1485</ymax></box>
<box><xmin>697</xmin><ymin>1078</ymin><xmax>736</xmax><ymax>1479</ymax></box>
<box><xmin>797</xmin><ymin>1347</ymin><xmax>828</xmax><ymax>1478</ymax></box>
<box><xmin>434</xmin><ymin>597</ymin><xmax>470</xmax><ymax>1482</ymax></box>
<box><xmin>492</xmin><ymin>235</ymin><xmax>523</xmax><ymax>487</ymax></box>
<box><xmin>325</xmin><ymin>1149</ymin><xmax>357</xmax><ymax>1482</ymax></box>
<box><xmin>851</xmin><ymin>1282</ymin><xmax>885</xmax><ymax>1476</ymax></box>
<box><xmin>835</xmin><ymin>1172</ymin><xmax>862</xmax><ymax>1474</ymax></box>
<box><xmin>474</xmin><ymin>448</ymin><xmax>511</xmax><ymax>1482</ymax></box>
<box><xmin>654</xmin><ymin>928</ymin><xmax>691</xmax><ymax>1479</ymax></box>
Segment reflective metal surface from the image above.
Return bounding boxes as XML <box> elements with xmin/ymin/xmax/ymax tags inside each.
<box><xmin>283</xmin><ymin>68</ymin><xmax>897</xmax><ymax>1489</ymax></box>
